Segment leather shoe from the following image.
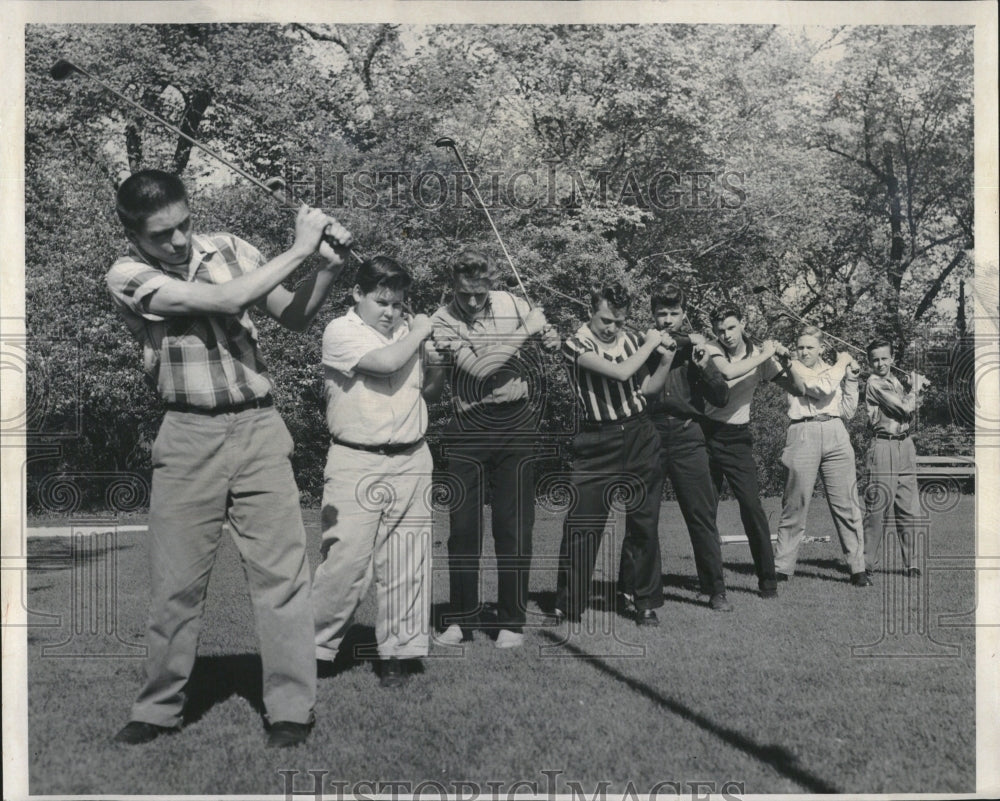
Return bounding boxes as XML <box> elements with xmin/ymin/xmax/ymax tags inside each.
<box><xmin>380</xmin><ymin>657</ymin><xmax>408</xmax><ymax>688</ymax></box>
<box><xmin>709</xmin><ymin>593</ymin><xmax>734</xmax><ymax>612</ymax></box>
<box><xmin>266</xmin><ymin>719</ymin><xmax>313</xmax><ymax>748</ymax></box>
<box><xmin>759</xmin><ymin>587</ymin><xmax>778</xmax><ymax>599</ymax></box>
<box><xmin>112</xmin><ymin>720</ymin><xmax>180</xmax><ymax>745</ymax></box>
<box><xmin>548</xmin><ymin>608</ymin><xmax>581</xmax><ymax>624</ymax></box>
<box><xmin>850</xmin><ymin>571</ymin><xmax>873</xmax><ymax>587</ymax></box>
<box><xmin>635</xmin><ymin>608</ymin><xmax>660</xmax><ymax>627</ymax></box>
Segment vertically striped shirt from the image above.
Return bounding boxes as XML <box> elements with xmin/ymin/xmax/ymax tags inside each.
<box><xmin>105</xmin><ymin>233</ymin><xmax>272</xmax><ymax>408</ymax></box>
<box><xmin>563</xmin><ymin>323</ymin><xmax>647</xmax><ymax>422</ymax></box>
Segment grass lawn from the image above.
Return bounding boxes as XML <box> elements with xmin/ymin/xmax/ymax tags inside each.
<box><xmin>25</xmin><ymin>496</ymin><xmax>975</xmax><ymax>796</ymax></box>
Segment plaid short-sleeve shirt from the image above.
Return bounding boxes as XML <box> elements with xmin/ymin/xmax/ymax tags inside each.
<box><xmin>106</xmin><ymin>233</ymin><xmax>273</xmax><ymax>408</ymax></box>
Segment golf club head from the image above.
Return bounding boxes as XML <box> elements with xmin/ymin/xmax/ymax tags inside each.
<box><xmin>434</xmin><ymin>136</ymin><xmax>457</xmax><ymax>149</ymax></box>
<box><xmin>751</xmin><ymin>285</ymin><xmax>770</xmax><ymax>296</ymax></box>
<box><xmin>50</xmin><ymin>59</ymin><xmax>82</xmax><ymax>81</ymax></box>
<box><xmin>263</xmin><ymin>177</ymin><xmax>286</xmax><ymax>193</ymax></box>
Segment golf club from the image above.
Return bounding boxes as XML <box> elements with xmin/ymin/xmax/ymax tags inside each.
<box><xmin>433</xmin><ymin>136</ymin><xmax>533</xmax><ymax>306</ymax></box>
<box><xmin>752</xmin><ymin>285</ymin><xmax>909</xmax><ymax>377</ymax></box>
<box><xmin>51</xmin><ymin>58</ymin><xmax>356</xmax><ymax>259</ymax></box>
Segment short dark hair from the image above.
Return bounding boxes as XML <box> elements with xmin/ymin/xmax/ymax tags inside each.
<box><xmin>650</xmin><ymin>282</ymin><xmax>686</xmax><ymax>312</ymax></box>
<box><xmin>355</xmin><ymin>256</ymin><xmax>412</xmax><ymax>294</ymax></box>
<box><xmin>451</xmin><ymin>248</ymin><xmax>493</xmax><ymax>282</ymax></box>
<box><xmin>591</xmin><ymin>283</ymin><xmax>631</xmax><ymax>313</ymax></box>
<box><xmin>710</xmin><ymin>304</ymin><xmax>743</xmax><ymax>328</ymax></box>
<box><xmin>116</xmin><ymin>169</ymin><xmax>188</xmax><ymax>233</ymax></box>
<box><xmin>867</xmin><ymin>338</ymin><xmax>893</xmax><ymax>358</ymax></box>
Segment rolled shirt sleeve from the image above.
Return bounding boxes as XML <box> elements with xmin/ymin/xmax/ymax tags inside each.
<box><xmin>323</xmin><ymin>315</ymin><xmax>398</xmax><ymax>377</ymax></box>
<box><xmin>106</xmin><ymin>261</ymin><xmax>172</xmax><ymax>322</ymax></box>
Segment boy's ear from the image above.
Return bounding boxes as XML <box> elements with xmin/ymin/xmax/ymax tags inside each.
<box><xmin>352</xmin><ymin>285</ymin><xmax>364</xmax><ymax>303</ymax></box>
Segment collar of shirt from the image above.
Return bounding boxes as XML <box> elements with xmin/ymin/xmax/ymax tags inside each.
<box><xmin>577</xmin><ymin>323</ymin><xmax>631</xmax><ymax>355</ymax></box>
<box><xmin>127</xmin><ymin>234</ymin><xmax>222</xmax><ymax>281</ymax></box>
<box><xmin>721</xmin><ymin>335</ymin><xmax>755</xmax><ymax>362</ymax></box>
<box><xmin>344</xmin><ymin>306</ymin><xmax>408</xmax><ymax>343</ymax></box>
<box><xmin>448</xmin><ymin>293</ymin><xmax>495</xmax><ymax>329</ymax></box>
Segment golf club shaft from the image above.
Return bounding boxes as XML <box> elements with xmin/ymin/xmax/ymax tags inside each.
<box><xmin>435</xmin><ymin>139</ymin><xmax>533</xmax><ymax>306</ymax></box>
<box><xmin>754</xmin><ymin>285</ymin><xmax>912</xmax><ymax>375</ymax></box>
<box><xmin>53</xmin><ymin>58</ymin><xmax>358</xmax><ymax>259</ymax></box>
<box><xmin>264</xmin><ymin>179</ymin><xmax>365</xmax><ymax>263</ymax></box>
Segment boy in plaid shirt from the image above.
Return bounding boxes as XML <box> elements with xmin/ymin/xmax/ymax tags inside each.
<box><xmin>106</xmin><ymin>169</ymin><xmax>350</xmax><ymax>748</ymax></box>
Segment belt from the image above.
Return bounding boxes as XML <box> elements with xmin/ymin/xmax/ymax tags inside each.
<box><xmin>875</xmin><ymin>431</ymin><xmax>910</xmax><ymax>441</ymax></box>
<box><xmin>164</xmin><ymin>396</ymin><xmax>273</xmax><ymax>415</ymax></box>
<box><xmin>332</xmin><ymin>438</ymin><xmax>424</xmax><ymax>456</ymax></box>
<box><xmin>705</xmin><ymin>420</ymin><xmax>749</xmax><ymax>430</ymax></box>
<box><xmin>790</xmin><ymin>414</ymin><xmax>835</xmax><ymax>424</ymax></box>
<box><xmin>581</xmin><ymin>414</ymin><xmax>647</xmax><ymax>432</ymax></box>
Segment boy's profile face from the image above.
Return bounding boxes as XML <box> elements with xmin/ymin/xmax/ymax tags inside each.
<box><xmin>796</xmin><ymin>334</ymin><xmax>823</xmax><ymax>368</ymax></box>
<box><xmin>129</xmin><ymin>200</ymin><xmax>193</xmax><ymax>265</ymax></box>
<box><xmin>453</xmin><ymin>275</ymin><xmax>491</xmax><ymax>318</ymax></box>
<box><xmin>652</xmin><ymin>304</ymin><xmax>685</xmax><ymax>333</ymax></box>
<box><xmin>354</xmin><ymin>285</ymin><xmax>405</xmax><ymax>336</ymax></box>
<box><xmin>588</xmin><ymin>299</ymin><xmax>628</xmax><ymax>344</ymax></box>
<box><xmin>869</xmin><ymin>345</ymin><xmax>894</xmax><ymax>377</ymax></box>
<box><xmin>713</xmin><ymin>315</ymin><xmax>745</xmax><ymax>353</ymax></box>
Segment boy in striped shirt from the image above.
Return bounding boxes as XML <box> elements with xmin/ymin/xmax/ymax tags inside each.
<box><xmin>553</xmin><ymin>284</ymin><xmax>673</xmax><ymax>626</ymax></box>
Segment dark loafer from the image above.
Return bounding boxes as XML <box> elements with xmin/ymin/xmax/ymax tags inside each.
<box><xmin>709</xmin><ymin>593</ymin><xmax>734</xmax><ymax>612</ymax></box>
<box><xmin>850</xmin><ymin>572</ymin><xmax>873</xmax><ymax>587</ymax></box>
<box><xmin>112</xmin><ymin>720</ymin><xmax>180</xmax><ymax>745</ymax></box>
<box><xmin>635</xmin><ymin>608</ymin><xmax>660</xmax><ymax>627</ymax></box>
<box><xmin>266</xmin><ymin>719</ymin><xmax>314</xmax><ymax>748</ymax></box>
<box><xmin>380</xmin><ymin>657</ymin><xmax>408</xmax><ymax>688</ymax></box>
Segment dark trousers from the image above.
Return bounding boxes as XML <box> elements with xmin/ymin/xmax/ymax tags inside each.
<box><xmin>556</xmin><ymin>413</ymin><xmax>664</xmax><ymax>618</ymax></box>
<box><xmin>652</xmin><ymin>414</ymin><xmax>726</xmax><ymax>597</ymax></box>
<box><xmin>442</xmin><ymin>414</ymin><xmax>537</xmax><ymax>633</ymax></box>
<box><xmin>702</xmin><ymin>420</ymin><xmax>777</xmax><ymax>591</ymax></box>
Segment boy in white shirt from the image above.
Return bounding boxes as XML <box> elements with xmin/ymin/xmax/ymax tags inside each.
<box><xmin>773</xmin><ymin>326</ymin><xmax>868</xmax><ymax>586</ymax></box>
<box><xmin>313</xmin><ymin>257</ymin><xmax>443</xmax><ymax>687</ymax></box>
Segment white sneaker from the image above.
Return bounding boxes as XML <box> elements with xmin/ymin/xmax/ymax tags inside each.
<box><xmin>436</xmin><ymin>624</ymin><xmax>464</xmax><ymax>646</ymax></box>
<box><xmin>495</xmin><ymin>629</ymin><xmax>524</xmax><ymax>649</ymax></box>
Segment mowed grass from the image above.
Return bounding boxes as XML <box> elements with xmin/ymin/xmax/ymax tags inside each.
<box><xmin>26</xmin><ymin>496</ymin><xmax>975</xmax><ymax>796</ymax></box>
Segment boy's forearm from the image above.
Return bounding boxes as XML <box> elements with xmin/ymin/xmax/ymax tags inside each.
<box><xmin>454</xmin><ymin>328</ymin><xmax>532</xmax><ymax>380</ymax></box>
<box><xmin>146</xmin><ymin>247</ymin><xmax>309</xmax><ymax>317</ymax></box>
<box><xmin>266</xmin><ymin>265</ymin><xmax>341</xmax><ymax>332</ymax></box>
<box><xmin>355</xmin><ymin>330</ymin><xmax>427</xmax><ymax>376</ymax></box>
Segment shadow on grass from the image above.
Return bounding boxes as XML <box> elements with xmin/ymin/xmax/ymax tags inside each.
<box><xmin>538</xmin><ymin>628</ymin><xmax>841</xmax><ymax>794</ymax></box>
<box><xmin>721</xmin><ymin>557</ymin><xmax>851</xmax><ymax>585</ymax></box>
<box><xmin>27</xmin><ymin>537</ymin><xmax>135</xmax><ymax>570</ymax></box>
<box><xmin>183</xmin><ymin>653</ymin><xmax>265</xmax><ymax>725</ymax></box>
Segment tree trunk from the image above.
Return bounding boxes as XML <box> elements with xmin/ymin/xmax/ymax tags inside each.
<box><xmin>173</xmin><ymin>89</ymin><xmax>213</xmax><ymax>174</ymax></box>
<box><xmin>881</xmin><ymin>141</ymin><xmax>906</xmax><ymax>354</ymax></box>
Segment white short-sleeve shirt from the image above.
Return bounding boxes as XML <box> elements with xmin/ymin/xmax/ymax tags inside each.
<box><xmin>322</xmin><ymin>309</ymin><xmax>427</xmax><ymax>445</ymax></box>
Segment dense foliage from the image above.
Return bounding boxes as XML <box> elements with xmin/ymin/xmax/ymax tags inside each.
<box><xmin>23</xmin><ymin>23</ymin><xmax>974</xmax><ymax>510</ymax></box>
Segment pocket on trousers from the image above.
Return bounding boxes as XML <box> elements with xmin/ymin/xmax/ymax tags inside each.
<box><xmin>151</xmin><ymin>415</ymin><xmax>173</xmax><ymax>468</ymax></box>
<box><xmin>779</xmin><ymin>430</ymin><xmax>797</xmax><ymax>470</ymax></box>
